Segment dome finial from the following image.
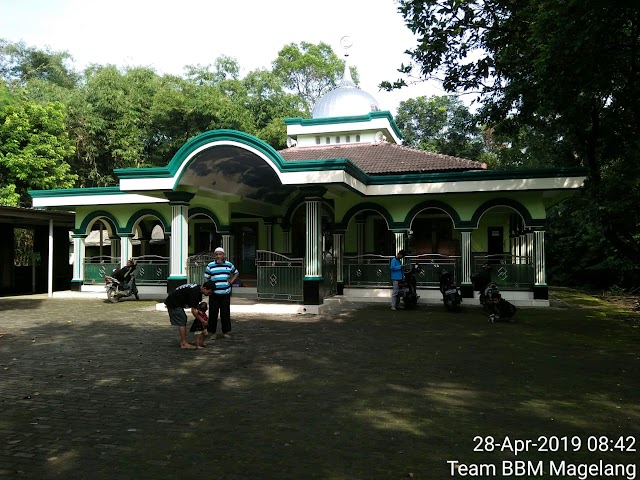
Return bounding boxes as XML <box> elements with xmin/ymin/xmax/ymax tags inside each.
<box><xmin>339</xmin><ymin>36</ymin><xmax>355</xmax><ymax>88</ymax></box>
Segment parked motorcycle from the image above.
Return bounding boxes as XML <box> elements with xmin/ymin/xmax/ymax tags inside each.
<box><xmin>397</xmin><ymin>264</ymin><xmax>422</xmax><ymax>309</ymax></box>
<box><xmin>105</xmin><ymin>274</ymin><xmax>139</xmax><ymax>303</ymax></box>
<box><xmin>439</xmin><ymin>270</ymin><xmax>462</xmax><ymax>311</ymax></box>
<box><xmin>105</xmin><ymin>260</ymin><xmax>139</xmax><ymax>303</ymax></box>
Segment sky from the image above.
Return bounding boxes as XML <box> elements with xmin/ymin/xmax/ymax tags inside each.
<box><xmin>0</xmin><ymin>0</ymin><xmax>451</xmax><ymax>113</ymax></box>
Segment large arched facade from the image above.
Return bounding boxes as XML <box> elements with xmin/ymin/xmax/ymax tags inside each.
<box><xmin>31</xmin><ymin>73</ymin><xmax>586</xmax><ymax>307</ymax></box>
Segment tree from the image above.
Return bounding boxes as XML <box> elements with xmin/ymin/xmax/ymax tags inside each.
<box><xmin>395</xmin><ymin>95</ymin><xmax>487</xmax><ymax>161</ymax></box>
<box><xmin>0</xmin><ymin>91</ymin><xmax>76</xmax><ymax>206</ymax></box>
<box><xmin>272</xmin><ymin>41</ymin><xmax>358</xmax><ymax>115</ymax></box>
<box><xmin>0</xmin><ymin>39</ymin><xmax>79</xmax><ymax>88</ymax></box>
<box><xmin>390</xmin><ymin>0</ymin><xmax>640</xmax><ymax>269</ymax></box>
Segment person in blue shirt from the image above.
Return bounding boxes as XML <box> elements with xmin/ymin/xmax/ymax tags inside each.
<box><xmin>204</xmin><ymin>247</ymin><xmax>239</xmax><ymax>339</ymax></box>
<box><xmin>390</xmin><ymin>249</ymin><xmax>405</xmax><ymax>310</ymax></box>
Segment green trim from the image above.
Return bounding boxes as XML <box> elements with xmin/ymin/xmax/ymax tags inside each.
<box><xmin>405</xmin><ymin>200</ymin><xmax>463</xmax><ymax>229</ymax></box>
<box><xmin>30</xmin><ymin>186</ymin><xmax>121</xmax><ymax>198</ymax></box>
<box><xmin>126</xmin><ymin>209</ymin><xmax>170</xmax><ymax>233</ymax></box>
<box><xmin>285</xmin><ymin>111</ymin><xmax>404</xmax><ymax>140</ymax></box>
<box><xmin>469</xmin><ymin>198</ymin><xmax>545</xmax><ymax>228</ymax></box>
<box><xmin>188</xmin><ymin>207</ymin><xmax>225</xmax><ymax>231</ymax></box>
<box><xmin>167</xmin><ymin>275</ymin><xmax>188</xmax><ymax>280</ymax></box>
<box><xmin>335</xmin><ymin>202</ymin><xmax>394</xmax><ymax>230</ymax></box>
<box><xmin>366</xmin><ymin>167</ymin><xmax>587</xmax><ymax>186</ymax></box>
<box><xmin>303</xmin><ymin>276</ymin><xmax>324</xmax><ymax>281</ymax></box>
<box><xmin>77</xmin><ymin>211</ymin><xmax>120</xmax><ymax>234</ymax></box>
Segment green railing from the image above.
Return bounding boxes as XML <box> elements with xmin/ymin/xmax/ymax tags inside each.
<box><xmin>83</xmin><ymin>256</ymin><xmax>119</xmax><ymax>285</ymax></box>
<box><xmin>343</xmin><ymin>254</ymin><xmax>461</xmax><ymax>288</ymax></box>
<box><xmin>473</xmin><ymin>254</ymin><xmax>533</xmax><ymax>289</ymax></box>
<box><xmin>255</xmin><ymin>250</ymin><xmax>304</xmax><ymax>301</ymax></box>
<box><xmin>343</xmin><ymin>254</ymin><xmax>391</xmax><ymax>287</ymax></box>
<box><xmin>135</xmin><ymin>255</ymin><xmax>169</xmax><ymax>285</ymax></box>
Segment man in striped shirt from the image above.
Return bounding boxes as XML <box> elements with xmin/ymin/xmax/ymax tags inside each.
<box><xmin>204</xmin><ymin>247</ymin><xmax>239</xmax><ymax>339</ymax></box>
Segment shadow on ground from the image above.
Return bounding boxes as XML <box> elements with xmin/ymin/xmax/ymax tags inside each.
<box><xmin>0</xmin><ymin>293</ymin><xmax>638</xmax><ymax>479</ymax></box>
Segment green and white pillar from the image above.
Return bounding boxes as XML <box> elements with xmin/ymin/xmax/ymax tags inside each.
<box><xmin>165</xmin><ymin>192</ymin><xmax>194</xmax><ymax>292</ymax></box>
<box><xmin>333</xmin><ymin>231</ymin><xmax>344</xmax><ymax>294</ymax></box>
<box><xmin>533</xmin><ymin>229</ymin><xmax>548</xmax><ymax>299</ymax></box>
<box><xmin>460</xmin><ymin>230</ymin><xmax>473</xmax><ymax>298</ymax></box>
<box><xmin>70</xmin><ymin>233</ymin><xmax>87</xmax><ymax>291</ymax></box>
<box><xmin>303</xmin><ymin>196</ymin><xmax>323</xmax><ymax>305</ymax></box>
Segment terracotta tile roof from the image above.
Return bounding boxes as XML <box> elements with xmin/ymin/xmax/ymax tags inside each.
<box><xmin>278</xmin><ymin>142</ymin><xmax>486</xmax><ymax>175</ymax></box>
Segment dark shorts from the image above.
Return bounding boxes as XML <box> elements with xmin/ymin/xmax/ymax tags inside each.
<box><xmin>167</xmin><ymin>307</ymin><xmax>187</xmax><ymax>326</ymax></box>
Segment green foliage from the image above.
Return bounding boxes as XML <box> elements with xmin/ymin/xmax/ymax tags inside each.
<box><xmin>0</xmin><ymin>92</ymin><xmax>77</xmax><ymax>206</ymax></box>
<box><xmin>272</xmin><ymin>41</ymin><xmax>356</xmax><ymax>115</ymax></box>
<box><xmin>394</xmin><ymin>0</ymin><xmax>640</xmax><ymax>286</ymax></box>
<box><xmin>394</xmin><ymin>95</ymin><xmax>487</xmax><ymax>161</ymax></box>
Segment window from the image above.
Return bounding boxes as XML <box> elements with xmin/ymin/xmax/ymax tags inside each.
<box><xmin>335</xmin><ymin>136</ymin><xmax>341</xmax><ymax>143</ymax></box>
<box><xmin>346</xmin><ymin>135</ymin><xmax>351</xmax><ymax>143</ymax></box>
<box><xmin>355</xmin><ymin>134</ymin><xmax>360</xmax><ymax>142</ymax></box>
<box><xmin>315</xmin><ymin>137</ymin><xmax>321</xmax><ymax>145</ymax></box>
<box><xmin>325</xmin><ymin>137</ymin><xmax>330</xmax><ymax>144</ymax></box>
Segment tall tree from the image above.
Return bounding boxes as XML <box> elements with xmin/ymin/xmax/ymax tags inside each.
<box><xmin>0</xmin><ymin>90</ymin><xmax>76</xmax><ymax>206</ymax></box>
<box><xmin>272</xmin><ymin>41</ymin><xmax>358</xmax><ymax>115</ymax></box>
<box><xmin>389</xmin><ymin>0</ymin><xmax>640</xmax><ymax>265</ymax></box>
<box><xmin>395</xmin><ymin>95</ymin><xmax>488</xmax><ymax>161</ymax></box>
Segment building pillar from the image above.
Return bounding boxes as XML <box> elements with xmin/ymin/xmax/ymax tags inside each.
<box><xmin>533</xmin><ymin>229</ymin><xmax>548</xmax><ymax>299</ymax></box>
<box><xmin>460</xmin><ymin>230</ymin><xmax>474</xmax><ymax>298</ymax></box>
<box><xmin>282</xmin><ymin>228</ymin><xmax>290</xmax><ymax>254</ymax></box>
<box><xmin>71</xmin><ymin>233</ymin><xmax>87</xmax><ymax>291</ymax></box>
<box><xmin>333</xmin><ymin>232</ymin><xmax>344</xmax><ymax>295</ymax></box>
<box><xmin>110</xmin><ymin>237</ymin><xmax>120</xmax><ymax>259</ymax></box>
<box><xmin>265</xmin><ymin>221</ymin><xmax>273</xmax><ymax>251</ymax></box>
<box><xmin>165</xmin><ymin>192</ymin><xmax>194</xmax><ymax>292</ymax></box>
<box><xmin>221</xmin><ymin>234</ymin><xmax>232</xmax><ymax>259</ymax></box>
<box><xmin>119</xmin><ymin>234</ymin><xmax>134</xmax><ymax>267</ymax></box>
<box><xmin>393</xmin><ymin>231</ymin><xmax>406</xmax><ymax>258</ymax></box>
<box><xmin>303</xmin><ymin>197</ymin><xmax>323</xmax><ymax>305</ymax></box>
<box><xmin>356</xmin><ymin>216</ymin><xmax>365</xmax><ymax>257</ymax></box>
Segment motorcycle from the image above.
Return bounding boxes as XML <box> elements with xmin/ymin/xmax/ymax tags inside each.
<box><xmin>397</xmin><ymin>264</ymin><xmax>422</xmax><ymax>309</ymax></box>
<box><xmin>439</xmin><ymin>270</ymin><xmax>462</xmax><ymax>311</ymax></box>
<box><xmin>105</xmin><ymin>273</ymin><xmax>139</xmax><ymax>303</ymax></box>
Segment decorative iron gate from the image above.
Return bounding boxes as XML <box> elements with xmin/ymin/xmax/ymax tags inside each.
<box><xmin>186</xmin><ymin>252</ymin><xmax>216</xmax><ymax>284</ymax></box>
<box><xmin>255</xmin><ymin>250</ymin><xmax>304</xmax><ymax>301</ymax></box>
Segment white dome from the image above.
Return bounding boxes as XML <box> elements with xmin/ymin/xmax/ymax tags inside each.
<box><xmin>312</xmin><ymin>64</ymin><xmax>380</xmax><ymax>118</ymax></box>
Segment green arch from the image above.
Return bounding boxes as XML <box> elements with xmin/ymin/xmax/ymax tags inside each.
<box><xmin>188</xmin><ymin>207</ymin><xmax>228</xmax><ymax>233</ymax></box>
<box><xmin>281</xmin><ymin>196</ymin><xmax>335</xmax><ymax>230</ymax></box>
<box><xmin>168</xmin><ymin>129</ymin><xmax>287</xmax><ymax>188</ymax></box>
<box><xmin>336</xmin><ymin>203</ymin><xmax>396</xmax><ymax>231</ymax></box>
<box><xmin>124</xmin><ymin>209</ymin><xmax>170</xmax><ymax>235</ymax></box>
<box><xmin>404</xmin><ymin>200</ymin><xmax>463</xmax><ymax>228</ymax></box>
<box><xmin>469</xmin><ymin>198</ymin><xmax>544</xmax><ymax>229</ymax></box>
<box><xmin>76</xmin><ymin>211</ymin><xmax>120</xmax><ymax>236</ymax></box>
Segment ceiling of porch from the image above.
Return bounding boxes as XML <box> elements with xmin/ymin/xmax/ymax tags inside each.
<box><xmin>178</xmin><ymin>145</ymin><xmax>298</xmax><ymax>206</ymax></box>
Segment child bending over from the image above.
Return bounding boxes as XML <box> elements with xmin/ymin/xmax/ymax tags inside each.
<box><xmin>189</xmin><ymin>301</ymin><xmax>209</xmax><ymax>349</ymax></box>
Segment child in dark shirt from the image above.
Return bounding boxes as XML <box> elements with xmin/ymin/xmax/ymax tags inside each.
<box><xmin>190</xmin><ymin>301</ymin><xmax>209</xmax><ymax>349</ymax></box>
<box><xmin>488</xmin><ymin>293</ymin><xmax>517</xmax><ymax>323</ymax></box>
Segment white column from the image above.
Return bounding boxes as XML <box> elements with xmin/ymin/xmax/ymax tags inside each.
<box><xmin>534</xmin><ymin>230</ymin><xmax>546</xmax><ymax>285</ymax></box>
<box><xmin>120</xmin><ymin>235</ymin><xmax>133</xmax><ymax>267</ymax></box>
<box><xmin>461</xmin><ymin>230</ymin><xmax>472</xmax><ymax>284</ymax></box>
<box><xmin>305</xmin><ymin>198</ymin><xmax>322</xmax><ymax>278</ymax></box>
<box><xmin>110</xmin><ymin>237</ymin><xmax>120</xmax><ymax>259</ymax></box>
<box><xmin>47</xmin><ymin>219</ymin><xmax>53</xmax><ymax>297</ymax></box>
<box><xmin>71</xmin><ymin>234</ymin><xmax>86</xmax><ymax>282</ymax></box>
<box><xmin>356</xmin><ymin>217</ymin><xmax>365</xmax><ymax>257</ymax></box>
<box><xmin>526</xmin><ymin>231</ymin><xmax>534</xmax><ymax>265</ymax></box>
<box><xmin>282</xmin><ymin>229</ymin><xmax>290</xmax><ymax>254</ymax></box>
<box><xmin>333</xmin><ymin>233</ymin><xmax>343</xmax><ymax>283</ymax></box>
<box><xmin>394</xmin><ymin>231</ymin><xmax>405</xmax><ymax>256</ymax></box>
<box><xmin>221</xmin><ymin>234</ymin><xmax>231</xmax><ymax>256</ymax></box>
<box><xmin>265</xmin><ymin>222</ymin><xmax>273</xmax><ymax>251</ymax></box>
<box><xmin>170</xmin><ymin>204</ymin><xmax>189</xmax><ymax>277</ymax></box>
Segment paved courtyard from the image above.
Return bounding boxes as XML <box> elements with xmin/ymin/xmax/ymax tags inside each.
<box><xmin>0</xmin><ymin>294</ymin><xmax>638</xmax><ymax>480</ymax></box>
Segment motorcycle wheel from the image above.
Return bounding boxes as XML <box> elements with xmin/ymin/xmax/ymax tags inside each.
<box><xmin>107</xmin><ymin>288</ymin><xmax>119</xmax><ymax>303</ymax></box>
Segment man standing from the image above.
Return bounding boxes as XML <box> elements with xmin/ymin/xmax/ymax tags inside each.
<box><xmin>390</xmin><ymin>249</ymin><xmax>405</xmax><ymax>310</ymax></box>
<box><xmin>205</xmin><ymin>247</ymin><xmax>239</xmax><ymax>339</ymax></box>
<box><xmin>164</xmin><ymin>281</ymin><xmax>215</xmax><ymax>349</ymax></box>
